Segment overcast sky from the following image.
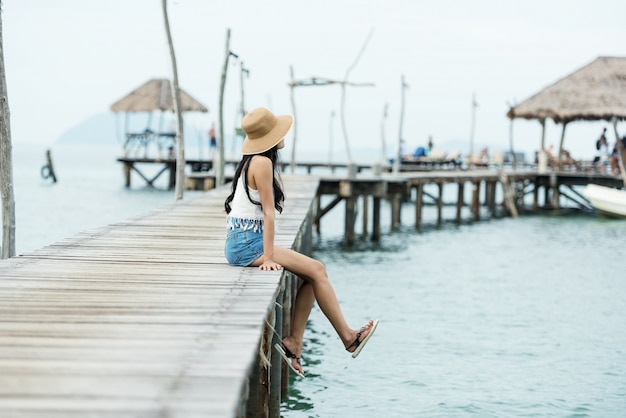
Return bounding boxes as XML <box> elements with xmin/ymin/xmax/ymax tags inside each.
<box><xmin>4</xmin><ymin>0</ymin><xmax>626</xmax><ymax>162</ymax></box>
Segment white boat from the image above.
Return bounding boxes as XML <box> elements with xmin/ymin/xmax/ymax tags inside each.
<box><xmin>583</xmin><ymin>184</ymin><xmax>626</xmax><ymax>218</ymax></box>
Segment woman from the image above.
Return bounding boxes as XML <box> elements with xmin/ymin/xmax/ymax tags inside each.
<box><xmin>224</xmin><ymin>107</ymin><xmax>378</xmax><ymax>378</ymax></box>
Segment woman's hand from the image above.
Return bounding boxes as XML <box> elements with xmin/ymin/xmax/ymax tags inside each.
<box><xmin>259</xmin><ymin>260</ymin><xmax>282</xmax><ymax>271</ymax></box>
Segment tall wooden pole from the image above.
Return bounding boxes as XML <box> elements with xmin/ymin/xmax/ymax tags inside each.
<box><xmin>469</xmin><ymin>93</ymin><xmax>477</xmax><ymax>168</ymax></box>
<box><xmin>239</xmin><ymin>62</ymin><xmax>248</xmax><ymax>119</ymax></box>
<box><xmin>394</xmin><ymin>75</ymin><xmax>408</xmax><ymax>174</ymax></box>
<box><xmin>217</xmin><ymin>29</ymin><xmax>233</xmax><ymax>186</ymax></box>
<box><xmin>381</xmin><ymin>103</ymin><xmax>388</xmax><ymax>165</ymax></box>
<box><xmin>328</xmin><ymin>110</ymin><xmax>335</xmax><ymax>166</ymax></box>
<box><xmin>0</xmin><ymin>4</ymin><xmax>16</xmax><ymax>258</ymax></box>
<box><xmin>557</xmin><ymin>122</ymin><xmax>568</xmax><ymax>171</ymax></box>
<box><xmin>289</xmin><ymin>66</ymin><xmax>298</xmax><ymax>173</ymax></box>
<box><xmin>162</xmin><ymin>0</ymin><xmax>185</xmax><ymax>200</ymax></box>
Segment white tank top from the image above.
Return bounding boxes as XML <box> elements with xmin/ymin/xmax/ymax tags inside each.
<box><xmin>226</xmin><ymin>177</ymin><xmax>265</xmax><ymax>232</ymax></box>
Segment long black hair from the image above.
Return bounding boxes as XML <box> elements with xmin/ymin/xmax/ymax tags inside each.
<box><xmin>224</xmin><ymin>146</ymin><xmax>285</xmax><ymax>214</ymax></box>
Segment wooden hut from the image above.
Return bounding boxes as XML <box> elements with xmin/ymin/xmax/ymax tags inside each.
<box><xmin>507</xmin><ymin>56</ymin><xmax>626</xmax><ymax>173</ymax></box>
<box><xmin>111</xmin><ymin>78</ymin><xmax>208</xmax><ymax>158</ymax></box>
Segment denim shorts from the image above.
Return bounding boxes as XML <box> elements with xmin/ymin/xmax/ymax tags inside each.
<box><xmin>224</xmin><ymin>226</ymin><xmax>264</xmax><ymax>267</ymax></box>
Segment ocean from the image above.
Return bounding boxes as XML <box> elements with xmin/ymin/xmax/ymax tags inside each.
<box><xmin>4</xmin><ymin>143</ymin><xmax>626</xmax><ymax>417</ymax></box>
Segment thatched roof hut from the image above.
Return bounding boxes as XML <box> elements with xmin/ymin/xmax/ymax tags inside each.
<box><xmin>507</xmin><ymin>56</ymin><xmax>626</xmax><ymax>123</ymax></box>
<box><xmin>110</xmin><ymin>78</ymin><xmax>208</xmax><ymax>113</ymax></box>
<box><xmin>506</xmin><ymin>57</ymin><xmax>626</xmax><ymax>174</ymax></box>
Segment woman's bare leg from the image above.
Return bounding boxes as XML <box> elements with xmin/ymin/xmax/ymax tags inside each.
<box><xmin>252</xmin><ymin>246</ymin><xmax>375</xmax><ymax>354</ymax></box>
<box><xmin>279</xmin><ymin>281</ymin><xmax>314</xmax><ymax>376</ymax></box>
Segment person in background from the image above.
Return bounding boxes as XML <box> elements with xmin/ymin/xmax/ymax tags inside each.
<box><xmin>609</xmin><ymin>140</ymin><xmax>621</xmax><ymax>175</ymax></box>
<box><xmin>596</xmin><ymin>133</ymin><xmax>610</xmax><ymax>173</ymax></box>
<box><xmin>426</xmin><ymin>136</ymin><xmax>434</xmax><ymax>156</ymax></box>
<box><xmin>224</xmin><ymin>107</ymin><xmax>379</xmax><ymax>378</ymax></box>
<box><xmin>208</xmin><ymin>123</ymin><xmax>217</xmax><ymax>158</ymax></box>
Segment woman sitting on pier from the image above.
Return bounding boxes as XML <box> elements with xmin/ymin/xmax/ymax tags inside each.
<box><xmin>224</xmin><ymin>107</ymin><xmax>379</xmax><ymax>377</ymax></box>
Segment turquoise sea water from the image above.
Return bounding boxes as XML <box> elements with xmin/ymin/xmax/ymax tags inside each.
<box><xmin>5</xmin><ymin>144</ymin><xmax>626</xmax><ymax>417</ymax></box>
<box><xmin>283</xmin><ymin>201</ymin><xmax>626</xmax><ymax>417</ymax></box>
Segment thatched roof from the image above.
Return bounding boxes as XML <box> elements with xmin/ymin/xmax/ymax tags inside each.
<box><xmin>507</xmin><ymin>56</ymin><xmax>626</xmax><ymax>123</ymax></box>
<box><xmin>110</xmin><ymin>78</ymin><xmax>208</xmax><ymax>113</ymax></box>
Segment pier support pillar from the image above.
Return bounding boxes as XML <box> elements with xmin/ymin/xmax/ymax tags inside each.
<box><xmin>345</xmin><ymin>197</ymin><xmax>356</xmax><ymax>245</ymax></box>
<box><xmin>123</xmin><ymin>163</ymin><xmax>132</xmax><ymax>188</ymax></box>
<box><xmin>391</xmin><ymin>194</ymin><xmax>401</xmax><ymax>230</ymax></box>
<box><xmin>456</xmin><ymin>182</ymin><xmax>464</xmax><ymax>223</ymax></box>
<box><xmin>472</xmin><ymin>181</ymin><xmax>481</xmax><ymax>221</ymax></box>
<box><xmin>415</xmin><ymin>183</ymin><xmax>424</xmax><ymax>229</ymax></box>
<box><xmin>361</xmin><ymin>195</ymin><xmax>369</xmax><ymax>239</ymax></box>
<box><xmin>486</xmin><ymin>181</ymin><xmax>497</xmax><ymax>213</ymax></box>
<box><xmin>550</xmin><ymin>174</ymin><xmax>560</xmax><ymax>209</ymax></box>
<box><xmin>372</xmin><ymin>197</ymin><xmax>381</xmax><ymax>241</ymax></box>
<box><xmin>436</xmin><ymin>182</ymin><xmax>444</xmax><ymax>226</ymax></box>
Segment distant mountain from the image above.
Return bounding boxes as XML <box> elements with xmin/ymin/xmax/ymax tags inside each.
<box><xmin>56</xmin><ymin>112</ymin><xmax>210</xmax><ymax>149</ymax></box>
<box><xmin>56</xmin><ymin>113</ymin><xmax>119</xmax><ymax>146</ymax></box>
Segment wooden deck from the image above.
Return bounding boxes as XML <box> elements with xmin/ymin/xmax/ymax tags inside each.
<box><xmin>0</xmin><ymin>175</ymin><xmax>320</xmax><ymax>418</ymax></box>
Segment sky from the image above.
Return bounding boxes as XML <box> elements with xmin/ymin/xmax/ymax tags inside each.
<box><xmin>4</xmin><ymin>0</ymin><xmax>626</xmax><ymax>163</ymax></box>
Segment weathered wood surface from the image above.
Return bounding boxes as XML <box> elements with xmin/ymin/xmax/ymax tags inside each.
<box><xmin>0</xmin><ymin>175</ymin><xmax>320</xmax><ymax>418</ymax></box>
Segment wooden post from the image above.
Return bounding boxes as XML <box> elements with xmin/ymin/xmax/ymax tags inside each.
<box><xmin>456</xmin><ymin>182</ymin><xmax>464</xmax><ymax>223</ymax></box>
<box><xmin>315</xmin><ymin>194</ymin><xmax>321</xmax><ymax>234</ymax></box>
<box><xmin>123</xmin><ymin>162</ymin><xmax>132</xmax><ymax>188</ymax></box>
<box><xmin>281</xmin><ymin>276</ymin><xmax>294</xmax><ymax>396</ymax></box>
<box><xmin>394</xmin><ymin>75</ymin><xmax>408</xmax><ymax>173</ymax></box>
<box><xmin>436</xmin><ymin>182</ymin><xmax>443</xmax><ymax>226</ymax></box>
<box><xmin>472</xmin><ymin>181</ymin><xmax>480</xmax><ymax>221</ymax></box>
<box><xmin>168</xmin><ymin>162</ymin><xmax>176</xmax><ymax>190</ymax></box>
<box><xmin>162</xmin><ymin>0</ymin><xmax>185</xmax><ymax>200</ymax></box>
<box><xmin>41</xmin><ymin>149</ymin><xmax>57</xmax><ymax>183</ymax></box>
<box><xmin>217</xmin><ymin>29</ymin><xmax>233</xmax><ymax>187</ymax></box>
<box><xmin>550</xmin><ymin>173</ymin><xmax>560</xmax><ymax>209</ymax></box>
<box><xmin>0</xmin><ymin>6</ymin><xmax>16</xmax><ymax>259</ymax></box>
<box><xmin>415</xmin><ymin>183</ymin><xmax>424</xmax><ymax>229</ymax></box>
<box><xmin>245</xmin><ymin>358</ymin><xmax>264</xmax><ymax>417</ymax></box>
<box><xmin>544</xmin><ymin>184</ymin><xmax>551</xmax><ymax>208</ymax></box>
<box><xmin>372</xmin><ymin>197</ymin><xmax>381</xmax><ymax>241</ymax></box>
<box><xmin>269</xmin><ymin>296</ymin><xmax>282</xmax><ymax>416</ymax></box>
<box><xmin>533</xmin><ymin>180</ymin><xmax>539</xmax><ymax>210</ymax></box>
<box><xmin>391</xmin><ymin>194</ymin><xmax>401</xmax><ymax>231</ymax></box>
<box><xmin>345</xmin><ymin>196</ymin><xmax>356</xmax><ymax>245</ymax></box>
<box><xmin>557</xmin><ymin>122</ymin><xmax>568</xmax><ymax>171</ymax></box>
<box><xmin>486</xmin><ymin>181</ymin><xmax>496</xmax><ymax>213</ymax></box>
<box><xmin>289</xmin><ymin>66</ymin><xmax>298</xmax><ymax>173</ymax></box>
<box><xmin>361</xmin><ymin>195</ymin><xmax>369</xmax><ymax>239</ymax></box>
<box><xmin>499</xmin><ymin>174</ymin><xmax>518</xmax><ymax>218</ymax></box>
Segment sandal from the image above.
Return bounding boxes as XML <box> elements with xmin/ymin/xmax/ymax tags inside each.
<box><xmin>274</xmin><ymin>342</ymin><xmax>305</xmax><ymax>378</ymax></box>
<box><xmin>346</xmin><ymin>318</ymin><xmax>379</xmax><ymax>358</ymax></box>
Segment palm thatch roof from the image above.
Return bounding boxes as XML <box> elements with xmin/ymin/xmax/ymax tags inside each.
<box><xmin>110</xmin><ymin>78</ymin><xmax>208</xmax><ymax>113</ymax></box>
<box><xmin>507</xmin><ymin>56</ymin><xmax>626</xmax><ymax>123</ymax></box>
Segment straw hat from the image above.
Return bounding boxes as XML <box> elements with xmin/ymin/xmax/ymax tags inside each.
<box><xmin>241</xmin><ymin>107</ymin><xmax>293</xmax><ymax>155</ymax></box>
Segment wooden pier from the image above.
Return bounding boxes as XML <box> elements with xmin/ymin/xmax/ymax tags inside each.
<box><xmin>117</xmin><ymin>157</ymin><xmax>379</xmax><ymax>189</ymax></box>
<box><xmin>0</xmin><ymin>166</ymin><xmax>621</xmax><ymax>417</ymax></box>
<box><xmin>0</xmin><ymin>175</ymin><xmax>319</xmax><ymax>418</ymax></box>
<box><xmin>316</xmin><ymin>169</ymin><xmax>623</xmax><ymax>244</ymax></box>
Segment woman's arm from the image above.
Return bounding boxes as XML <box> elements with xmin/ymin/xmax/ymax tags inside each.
<box><xmin>249</xmin><ymin>156</ymin><xmax>282</xmax><ymax>271</ymax></box>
